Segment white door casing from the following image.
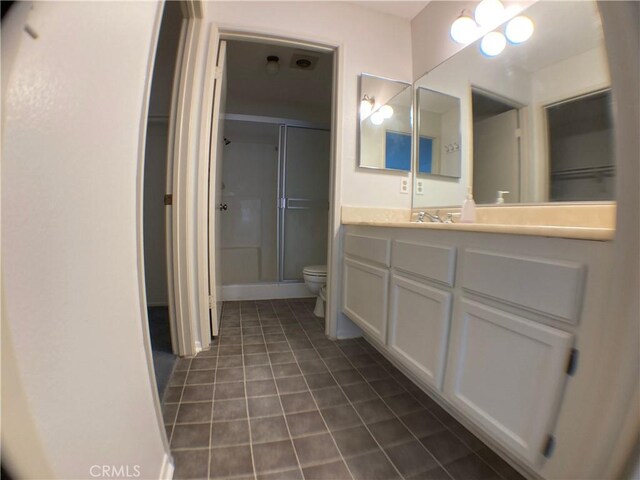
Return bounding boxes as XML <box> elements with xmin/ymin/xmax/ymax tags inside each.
<box><xmin>207</xmin><ymin>40</ymin><xmax>227</xmax><ymax>337</ymax></box>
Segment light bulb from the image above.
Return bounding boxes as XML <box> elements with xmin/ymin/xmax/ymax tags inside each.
<box><xmin>450</xmin><ymin>13</ymin><xmax>478</xmax><ymax>44</ymax></box>
<box><xmin>474</xmin><ymin>0</ymin><xmax>505</xmax><ymax>27</ymax></box>
<box><xmin>481</xmin><ymin>31</ymin><xmax>506</xmax><ymax>57</ymax></box>
<box><xmin>380</xmin><ymin>105</ymin><xmax>394</xmax><ymax>119</ymax></box>
<box><xmin>360</xmin><ymin>96</ymin><xmax>374</xmax><ymax>119</ymax></box>
<box><xmin>505</xmin><ymin>16</ymin><xmax>534</xmax><ymax>44</ymax></box>
<box><xmin>370</xmin><ymin>111</ymin><xmax>384</xmax><ymax>125</ymax></box>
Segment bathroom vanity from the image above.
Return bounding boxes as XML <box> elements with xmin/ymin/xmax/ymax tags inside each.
<box><xmin>339</xmin><ymin>215</ymin><xmax>615</xmax><ymax>478</ymax></box>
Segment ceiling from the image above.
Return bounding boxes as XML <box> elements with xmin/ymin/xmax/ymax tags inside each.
<box><xmin>225</xmin><ymin>40</ymin><xmax>333</xmax><ymax>123</ymax></box>
<box><xmin>350</xmin><ymin>1</ymin><xmax>430</xmax><ymax>20</ymax></box>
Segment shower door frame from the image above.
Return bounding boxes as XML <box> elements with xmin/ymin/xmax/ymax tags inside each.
<box><xmin>277</xmin><ymin>124</ymin><xmax>332</xmax><ymax>283</ymax></box>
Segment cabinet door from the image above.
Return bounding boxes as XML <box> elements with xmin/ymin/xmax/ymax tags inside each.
<box><xmin>343</xmin><ymin>257</ymin><xmax>389</xmax><ymax>343</ymax></box>
<box><xmin>388</xmin><ymin>274</ymin><xmax>452</xmax><ymax>390</ymax></box>
<box><xmin>445</xmin><ymin>299</ymin><xmax>573</xmax><ymax>465</ymax></box>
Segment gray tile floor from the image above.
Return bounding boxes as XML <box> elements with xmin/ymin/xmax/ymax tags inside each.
<box><xmin>162</xmin><ymin>298</ymin><xmax>525</xmax><ymax>480</ymax></box>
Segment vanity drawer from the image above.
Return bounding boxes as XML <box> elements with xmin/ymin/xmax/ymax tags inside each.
<box><xmin>392</xmin><ymin>240</ymin><xmax>456</xmax><ymax>286</ymax></box>
<box><xmin>344</xmin><ymin>234</ymin><xmax>391</xmax><ymax>267</ymax></box>
<box><xmin>461</xmin><ymin>249</ymin><xmax>586</xmax><ymax>324</ymax></box>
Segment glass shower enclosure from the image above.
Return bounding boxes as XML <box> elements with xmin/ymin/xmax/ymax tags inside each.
<box><xmin>220</xmin><ymin>120</ymin><xmax>330</xmax><ymax>286</ymax></box>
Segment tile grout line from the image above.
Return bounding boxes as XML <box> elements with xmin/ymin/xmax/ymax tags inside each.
<box><xmin>371</xmin><ymin>342</ymin><xmax>512</xmax><ymax>480</ymax></box>
<box><xmin>343</xmin><ymin>341</ymin><xmax>455</xmax><ymax>480</ymax></box>
<box><xmin>364</xmin><ymin>337</ymin><xmax>513</xmax><ymax>480</ymax></box>
<box><xmin>167</xmin><ymin>357</ymin><xmax>191</xmax><ymax>448</ymax></box>
<box><xmin>207</xmin><ymin>307</ymin><xmax>223</xmax><ymax>480</ymax></box>
<box><xmin>253</xmin><ymin>301</ymin><xmax>306</xmax><ymax>478</ymax></box>
<box><xmin>294</xmin><ymin>313</ymin><xmax>408</xmax><ymax>480</ymax></box>
<box><xmin>239</xmin><ymin>304</ymin><xmax>259</xmax><ymax>480</ymax></box>
<box><xmin>274</xmin><ymin>300</ymin><xmax>357</xmax><ymax>480</ymax></box>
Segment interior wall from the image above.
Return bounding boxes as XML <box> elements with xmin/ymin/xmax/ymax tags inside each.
<box><xmin>410</xmin><ymin>0</ymin><xmax>534</xmax><ymax>80</ymax></box>
<box><xmin>143</xmin><ymin>1</ymin><xmax>183</xmax><ymax>306</ymax></box>
<box><xmin>204</xmin><ymin>1</ymin><xmax>414</xmax><ymax>210</ymax></box>
<box><xmin>1</xmin><ymin>1</ymin><xmax>169</xmax><ymax>478</ymax></box>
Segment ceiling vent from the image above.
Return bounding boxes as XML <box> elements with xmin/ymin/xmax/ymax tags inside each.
<box><xmin>290</xmin><ymin>53</ymin><xmax>319</xmax><ymax>71</ymax></box>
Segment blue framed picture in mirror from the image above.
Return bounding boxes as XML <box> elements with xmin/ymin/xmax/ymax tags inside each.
<box><xmin>418</xmin><ymin>136</ymin><xmax>435</xmax><ymax>173</ymax></box>
<box><xmin>384</xmin><ymin>131</ymin><xmax>411</xmax><ymax>171</ymax></box>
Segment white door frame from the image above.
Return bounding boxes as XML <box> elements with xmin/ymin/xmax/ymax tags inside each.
<box><xmin>169</xmin><ymin>23</ymin><xmax>343</xmax><ymax>356</ymax></box>
<box><xmin>170</xmin><ymin>0</ymin><xmax>209</xmax><ymax>357</ymax></box>
<box><xmin>200</xmin><ymin>30</ymin><xmax>343</xmax><ymax>342</ymax></box>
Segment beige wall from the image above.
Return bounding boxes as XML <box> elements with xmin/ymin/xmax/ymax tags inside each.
<box><xmin>204</xmin><ymin>1</ymin><xmax>414</xmax><ymax>210</ymax></box>
<box><xmin>1</xmin><ymin>1</ymin><xmax>169</xmax><ymax>478</ymax></box>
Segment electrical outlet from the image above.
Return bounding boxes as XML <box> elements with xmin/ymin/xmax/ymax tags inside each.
<box><xmin>400</xmin><ymin>177</ymin><xmax>409</xmax><ymax>194</ymax></box>
<box><xmin>416</xmin><ymin>180</ymin><xmax>424</xmax><ymax>195</ymax></box>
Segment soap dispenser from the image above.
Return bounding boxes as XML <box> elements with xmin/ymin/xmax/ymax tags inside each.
<box><xmin>460</xmin><ymin>187</ymin><xmax>476</xmax><ymax>223</ymax></box>
<box><xmin>496</xmin><ymin>190</ymin><xmax>510</xmax><ymax>204</ymax></box>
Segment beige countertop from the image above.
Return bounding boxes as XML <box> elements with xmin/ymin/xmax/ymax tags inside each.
<box><xmin>341</xmin><ymin>205</ymin><xmax>616</xmax><ymax>241</ymax></box>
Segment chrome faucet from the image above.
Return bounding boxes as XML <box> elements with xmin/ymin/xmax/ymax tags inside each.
<box><xmin>425</xmin><ymin>210</ymin><xmax>442</xmax><ymax>223</ymax></box>
<box><xmin>417</xmin><ymin>210</ymin><xmax>454</xmax><ymax>224</ymax></box>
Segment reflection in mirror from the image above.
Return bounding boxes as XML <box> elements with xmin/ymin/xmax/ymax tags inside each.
<box><xmin>359</xmin><ymin>74</ymin><xmax>413</xmax><ymax>172</ymax></box>
<box><xmin>412</xmin><ymin>0</ymin><xmax>613</xmax><ymax>208</ymax></box>
<box><xmin>547</xmin><ymin>89</ymin><xmax>614</xmax><ymax>201</ymax></box>
<box><xmin>416</xmin><ymin>88</ymin><xmax>461</xmax><ymax>178</ymax></box>
<box><xmin>472</xmin><ymin>88</ymin><xmax>523</xmax><ymax>204</ymax></box>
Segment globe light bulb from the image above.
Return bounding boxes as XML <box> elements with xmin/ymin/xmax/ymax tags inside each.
<box><xmin>474</xmin><ymin>0</ymin><xmax>505</xmax><ymax>27</ymax></box>
<box><xmin>380</xmin><ymin>105</ymin><xmax>394</xmax><ymax>119</ymax></box>
<box><xmin>360</xmin><ymin>96</ymin><xmax>374</xmax><ymax>119</ymax></box>
<box><xmin>370</xmin><ymin>111</ymin><xmax>384</xmax><ymax>125</ymax></box>
<box><xmin>481</xmin><ymin>31</ymin><xmax>507</xmax><ymax>57</ymax></box>
<box><xmin>505</xmin><ymin>16</ymin><xmax>534</xmax><ymax>44</ymax></box>
<box><xmin>450</xmin><ymin>13</ymin><xmax>478</xmax><ymax>44</ymax></box>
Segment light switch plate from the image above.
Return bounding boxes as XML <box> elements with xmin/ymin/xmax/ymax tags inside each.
<box><xmin>400</xmin><ymin>178</ymin><xmax>409</xmax><ymax>194</ymax></box>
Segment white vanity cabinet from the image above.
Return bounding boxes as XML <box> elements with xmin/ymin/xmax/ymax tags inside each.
<box><xmin>387</xmin><ymin>240</ymin><xmax>457</xmax><ymax>391</ymax></box>
<box><xmin>343</xmin><ymin>257</ymin><xmax>389</xmax><ymax>343</ymax></box>
<box><xmin>341</xmin><ymin>224</ymin><xmax>612</xmax><ymax>478</ymax></box>
<box><xmin>444</xmin><ymin>299</ymin><xmax>574</xmax><ymax>465</ymax></box>
<box><xmin>342</xmin><ymin>234</ymin><xmax>391</xmax><ymax>344</ymax></box>
<box><xmin>388</xmin><ymin>274</ymin><xmax>452</xmax><ymax>390</ymax></box>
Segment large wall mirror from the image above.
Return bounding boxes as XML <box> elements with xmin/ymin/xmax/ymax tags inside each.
<box><xmin>413</xmin><ymin>0</ymin><xmax>614</xmax><ymax>208</ymax></box>
<box><xmin>416</xmin><ymin>87</ymin><xmax>461</xmax><ymax>178</ymax></box>
<box><xmin>359</xmin><ymin>73</ymin><xmax>413</xmax><ymax>172</ymax></box>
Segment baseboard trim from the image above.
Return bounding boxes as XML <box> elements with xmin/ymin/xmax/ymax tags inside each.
<box><xmin>222</xmin><ymin>282</ymin><xmax>314</xmax><ymax>301</ymax></box>
<box><xmin>159</xmin><ymin>452</ymin><xmax>174</xmax><ymax>480</ymax></box>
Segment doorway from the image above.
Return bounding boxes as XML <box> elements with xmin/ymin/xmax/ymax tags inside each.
<box><xmin>472</xmin><ymin>88</ymin><xmax>522</xmax><ymax>204</ymax></box>
<box><xmin>142</xmin><ymin>1</ymin><xmax>183</xmax><ymax>395</ymax></box>
<box><xmin>210</xmin><ymin>39</ymin><xmax>334</xmax><ymax>310</ymax></box>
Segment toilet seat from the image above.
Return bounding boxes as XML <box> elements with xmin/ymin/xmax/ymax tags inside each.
<box><xmin>303</xmin><ymin>265</ymin><xmax>327</xmax><ymax>277</ymax></box>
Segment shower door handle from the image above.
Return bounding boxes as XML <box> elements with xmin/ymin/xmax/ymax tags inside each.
<box><xmin>219</xmin><ymin>203</ymin><xmax>227</xmax><ymax>211</ymax></box>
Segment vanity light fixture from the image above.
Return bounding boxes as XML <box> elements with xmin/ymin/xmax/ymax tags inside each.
<box><xmin>380</xmin><ymin>104</ymin><xmax>394</xmax><ymax>119</ymax></box>
<box><xmin>474</xmin><ymin>0</ymin><xmax>505</xmax><ymax>27</ymax></box>
<box><xmin>370</xmin><ymin>110</ymin><xmax>385</xmax><ymax>125</ymax></box>
<box><xmin>481</xmin><ymin>31</ymin><xmax>507</xmax><ymax>57</ymax></box>
<box><xmin>450</xmin><ymin>0</ymin><xmax>534</xmax><ymax>56</ymax></box>
<box><xmin>450</xmin><ymin>9</ymin><xmax>478</xmax><ymax>44</ymax></box>
<box><xmin>505</xmin><ymin>16</ymin><xmax>535</xmax><ymax>44</ymax></box>
<box><xmin>265</xmin><ymin>55</ymin><xmax>280</xmax><ymax>75</ymax></box>
<box><xmin>360</xmin><ymin>94</ymin><xmax>375</xmax><ymax>119</ymax></box>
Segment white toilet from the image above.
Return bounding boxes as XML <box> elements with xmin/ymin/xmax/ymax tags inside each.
<box><xmin>303</xmin><ymin>265</ymin><xmax>327</xmax><ymax>317</ymax></box>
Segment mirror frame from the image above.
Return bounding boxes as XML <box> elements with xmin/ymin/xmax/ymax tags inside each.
<box><xmin>357</xmin><ymin>73</ymin><xmax>413</xmax><ymax>172</ymax></box>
